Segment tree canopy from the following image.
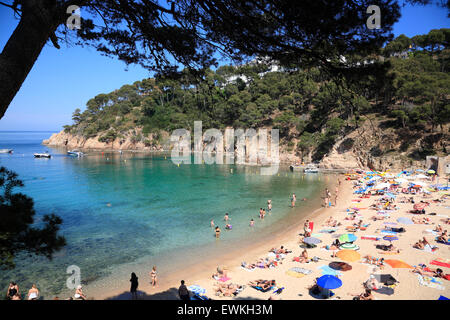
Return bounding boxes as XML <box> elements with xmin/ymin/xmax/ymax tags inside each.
<box><xmin>0</xmin><ymin>0</ymin><xmax>445</xmax><ymax>119</ymax></box>
<box><xmin>0</xmin><ymin>167</ymin><xmax>66</xmax><ymax>270</ymax></box>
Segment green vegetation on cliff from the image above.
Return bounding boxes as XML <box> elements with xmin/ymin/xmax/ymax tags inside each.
<box><xmin>64</xmin><ymin>29</ymin><xmax>449</xmax><ymax>161</ymax></box>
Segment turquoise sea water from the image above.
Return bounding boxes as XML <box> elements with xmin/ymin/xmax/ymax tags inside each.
<box><xmin>0</xmin><ymin>131</ymin><xmax>326</xmax><ymax>299</ymax></box>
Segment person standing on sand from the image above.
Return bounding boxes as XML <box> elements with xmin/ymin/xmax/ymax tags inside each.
<box><xmin>178</xmin><ymin>280</ymin><xmax>190</xmax><ymax>301</ymax></box>
<box><xmin>150</xmin><ymin>266</ymin><xmax>157</xmax><ymax>287</ymax></box>
<box><xmin>130</xmin><ymin>272</ymin><xmax>138</xmax><ymax>300</ymax></box>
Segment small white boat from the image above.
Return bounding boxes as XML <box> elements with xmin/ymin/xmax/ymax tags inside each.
<box><xmin>67</xmin><ymin>150</ymin><xmax>84</xmax><ymax>157</ymax></box>
<box><xmin>34</xmin><ymin>153</ymin><xmax>51</xmax><ymax>158</ymax></box>
<box><xmin>0</xmin><ymin>149</ymin><xmax>13</xmax><ymax>154</ymax></box>
<box><xmin>304</xmin><ymin>164</ymin><xmax>319</xmax><ymax>173</ymax></box>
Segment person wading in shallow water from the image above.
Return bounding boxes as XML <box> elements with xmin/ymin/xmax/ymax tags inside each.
<box><xmin>215</xmin><ymin>226</ymin><xmax>221</xmax><ymax>238</ymax></box>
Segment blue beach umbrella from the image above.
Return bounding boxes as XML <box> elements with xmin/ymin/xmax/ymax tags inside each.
<box><xmin>317</xmin><ymin>275</ymin><xmax>342</xmax><ymax>290</ymax></box>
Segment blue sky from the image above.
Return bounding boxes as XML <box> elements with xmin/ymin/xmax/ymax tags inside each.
<box><xmin>0</xmin><ymin>2</ymin><xmax>448</xmax><ymax>131</ymax></box>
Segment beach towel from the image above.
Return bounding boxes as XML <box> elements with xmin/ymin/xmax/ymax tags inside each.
<box><xmin>251</xmin><ymin>285</ymin><xmax>273</xmax><ymax>293</ymax></box>
<box><xmin>378</xmin><ymin>251</ymin><xmax>399</xmax><ymax>255</ymax></box>
<box><xmin>188</xmin><ymin>285</ymin><xmax>206</xmax><ymax>295</ymax></box>
<box><xmin>381</xmin><ymin>230</ymin><xmax>398</xmax><ymax>235</ymax></box>
<box><xmin>218</xmin><ymin>276</ymin><xmax>231</xmax><ymax>282</ymax></box>
<box><xmin>361</xmin><ymin>235</ymin><xmax>380</xmax><ymax>241</ymax></box>
<box><xmin>318</xmin><ymin>265</ymin><xmax>342</xmax><ymax>277</ymax></box>
<box><xmin>319</xmin><ymin>228</ymin><xmax>338</xmax><ymax>234</ymax></box>
<box><xmin>430</xmin><ymin>260</ymin><xmax>450</xmax><ymax>268</ymax></box>
<box><xmin>417</xmin><ymin>275</ymin><xmax>445</xmax><ymax>290</ymax></box>
<box><xmin>438</xmin><ymin>295</ymin><xmax>449</xmax><ymax>300</ymax></box>
<box><xmin>374</xmin><ymin>286</ymin><xmax>394</xmax><ymax>295</ymax></box>
<box><xmin>289</xmin><ymin>267</ymin><xmax>313</xmax><ymax>274</ymax></box>
<box><xmin>435</xmin><ymin>238</ymin><xmax>450</xmax><ymax>245</ymax></box>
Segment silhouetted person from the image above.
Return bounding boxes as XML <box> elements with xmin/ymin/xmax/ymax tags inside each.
<box><xmin>178</xmin><ymin>280</ymin><xmax>190</xmax><ymax>301</ymax></box>
<box><xmin>130</xmin><ymin>272</ymin><xmax>138</xmax><ymax>300</ymax></box>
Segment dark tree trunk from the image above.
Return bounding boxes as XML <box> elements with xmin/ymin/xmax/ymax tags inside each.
<box><xmin>0</xmin><ymin>1</ymin><xmax>65</xmax><ymax>119</ymax></box>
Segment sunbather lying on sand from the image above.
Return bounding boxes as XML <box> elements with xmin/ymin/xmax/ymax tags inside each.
<box><xmin>412</xmin><ymin>216</ymin><xmax>431</xmax><ymax>224</ymax></box>
<box><xmin>322</xmin><ymin>240</ymin><xmax>340</xmax><ymax>257</ymax></box>
<box><xmin>270</xmin><ymin>246</ymin><xmax>291</xmax><ymax>254</ymax></box>
<box><xmin>293</xmin><ymin>249</ymin><xmax>308</xmax><ymax>263</ymax></box>
<box><xmin>376</xmin><ymin>243</ymin><xmax>400</xmax><ymax>253</ymax></box>
<box><xmin>350</xmin><ymin>288</ymin><xmax>374</xmax><ymax>300</ymax></box>
<box><xmin>248</xmin><ymin>280</ymin><xmax>276</xmax><ymax>291</ymax></box>
<box><xmin>363</xmin><ymin>255</ymin><xmax>385</xmax><ymax>268</ymax></box>
<box><xmin>437</xmin><ymin>230</ymin><xmax>448</xmax><ymax>243</ymax></box>
<box><xmin>411</xmin><ymin>265</ymin><xmax>444</xmax><ymax>278</ymax></box>
<box><xmin>213</xmin><ymin>283</ymin><xmax>244</xmax><ymax>297</ymax></box>
<box><xmin>371</xmin><ymin>215</ymin><xmax>387</xmax><ymax>221</ymax></box>
<box><xmin>324</xmin><ymin>217</ymin><xmax>341</xmax><ymax>227</ymax></box>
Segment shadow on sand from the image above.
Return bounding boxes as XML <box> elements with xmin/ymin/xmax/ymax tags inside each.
<box><xmin>104</xmin><ymin>288</ymin><xmax>264</xmax><ymax>300</ymax></box>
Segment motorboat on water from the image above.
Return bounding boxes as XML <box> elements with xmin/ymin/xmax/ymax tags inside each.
<box><xmin>304</xmin><ymin>164</ymin><xmax>319</xmax><ymax>173</ymax></box>
<box><xmin>0</xmin><ymin>149</ymin><xmax>13</xmax><ymax>154</ymax></box>
<box><xmin>67</xmin><ymin>150</ymin><xmax>84</xmax><ymax>157</ymax></box>
<box><xmin>34</xmin><ymin>152</ymin><xmax>51</xmax><ymax>158</ymax></box>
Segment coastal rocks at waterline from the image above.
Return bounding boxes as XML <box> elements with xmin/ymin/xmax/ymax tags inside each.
<box><xmin>43</xmin><ymin>130</ymin><xmax>165</xmax><ymax>151</ymax></box>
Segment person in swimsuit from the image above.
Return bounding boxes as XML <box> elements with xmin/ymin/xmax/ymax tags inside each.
<box><xmin>224</xmin><ymin>213</ymin><xmax>230</xmax><ymax>222</ymax></box>
<box><xmin>150</xmin><ymin>266</ymin><xmax>157</xmax><ymax>287</ymax></box>
<box><xmin>215</xmin><ymin>226</ymin><xmax>221</xmax><ymax>238</ymax></box>
<box><xmin>250</xmin><ymin>219</ymin><xmax>254</xmax><ymax>227</ymax></box>
<box><xmin>291</xmin><ymin>193</ymin><xmax>296</xmax><ymax>207</ymax></box>
<box><xmin>74</xmin><ymin>285</ymin><xmax>87</xmax><ymax>300</ymax></box>
<box><xmin>211</xmin><ymin>219</ymin><xmax>215</xmax><ymax>227</ymax></box>
<box><xmin>267</xmin><ymin>200</ymin><xmax>272</xmax><ymax>212</ymax></box>
<box><xmin>6</xmin><ymin>282</ymin><xmax>19</xmax><ymax>300</ymax></box>
<box><xmin>27</xmin><ymin>284</ymin><xmax>39</xmax><ymax>300</ymax></box>
<box><xmin>130</xmin><ymin>272</ymin><xmax>138</xmax><ymax>300</ymax></box>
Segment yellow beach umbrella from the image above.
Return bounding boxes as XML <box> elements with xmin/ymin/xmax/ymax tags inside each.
<box><xmin>336</xmin><ymin>249</ymin><xmax>361</xmax><ymax>262</ymax></box>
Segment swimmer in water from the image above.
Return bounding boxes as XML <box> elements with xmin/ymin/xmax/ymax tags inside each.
<box><xmin>211</xmin><ymin>219</ymin><xmax>215</xmax><ymax>227</ymax></box>
<box><xmin>250</xmin><ymin>219</ymin><xmax>254</xmax><ymax>227</ymax></box>
<box><xmin>267</xmin><ymin>200</ymin><xmax>272</xmax><ymax>212</ymax></box>
<box><xmin>224</xmin><ymin>213</ymin><xmax>230</xmax><ymax>222</ymax></box>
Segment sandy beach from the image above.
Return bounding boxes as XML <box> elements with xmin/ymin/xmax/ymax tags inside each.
<box><xmin>95</xmin><ymin>171</ymin><xmax>449</xmax><ymax>300</ymax></box>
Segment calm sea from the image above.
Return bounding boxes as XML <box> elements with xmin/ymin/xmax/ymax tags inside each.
<box><xmin>0</xmin><ymin>131</ymin><xmax>327</xmax><ymax>299</ymax></box>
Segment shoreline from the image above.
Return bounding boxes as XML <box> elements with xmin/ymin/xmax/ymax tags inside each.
<box><xmin>90</xmin><ymin>174</ymin><xmax>341</xmax><ymax>300</ymax></box>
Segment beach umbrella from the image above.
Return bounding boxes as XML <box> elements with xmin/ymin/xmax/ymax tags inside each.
<box><xmin>383</xmin><ymin>235</ymin><xmax>399</xmax><ymax>242</ymax></box>
<box><xmin>411</xmin><ymin>181</ymin><xmax>427</xmax><ymax>187</ymax></box>
<box><xmin>339</xmin><ymin>243</ymin><xmax>360</xmax><ymax>250</ymax></box>
<box><xmin>415</xmin><ymin>169</ymin><xmax>425</xmax><ymax>172</ymax></box>
<box><xmin>397</xmin><ymin>217</ymin><xmax>413</xmax><ymax>225</ymax></box>
<box><xmin>339</xmin><ymin>233</ymin><xmax>357</xmax><ymax>243</ymax></box>
<box><xmin>384</xmin><ymin>259</ymin><xmax>413</xmax><ymax>269</ymax></box>
<box><xmin>427</xmin><ymin>170</ymin><xmax>435</xmax><ymax>174</ymax></box>
<box><xmin>303</xmin><ymin>237</ymin><xmax>322</xmax><ymax>245</ymax></box>
<box><xmin>329</xmin><ymin>262</ymin><xmax>352</xmax><ymax>271</ymax></box>
<box><xmin>336</xmin><ymin>250</ymin><xmax>361</xmax><ymax>262</ymax></box>
<box><xmin>415</xmin><ymin>174</ymin><xmax>428</xmax><ymax>179</ymax></box>
<box><xmin>317</xmin><ymin>275</ymin><xmax>342</xmax><ymax>290</ymax></box>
